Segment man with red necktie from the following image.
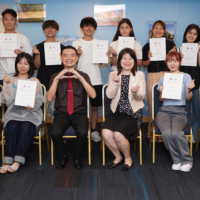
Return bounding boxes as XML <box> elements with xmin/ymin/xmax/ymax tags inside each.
<box><xmin>47</xmin><ymin>46</ymin><xmax>96</xmax><ymax>169</ymax></box>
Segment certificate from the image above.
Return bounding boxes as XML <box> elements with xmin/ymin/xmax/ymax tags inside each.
<box><xmin>162</xmin><ymin>73</ymin><xmax>183</xmax><ymax>100</ymax></box>
<box><xmin>149</xmin><ymin>38</ymin><xmax>166</xmax><ymax>61</ymax></box>
<box><xmin>0</xmin><ymin>33</ymin><xmax>17</xmax><ymax>57</ymax></box>
<box><xmin>92</xmin><ymin>40</ymin><xmax>108</xmax><ymax>63</ymax></box>
<box><xmin>181</xmin><ymin>43</ymin><xmax>198</xmax><ymax>67</ymax></box>
<box><xmin>15</xmin><ymin>80</ymin><xmax>37</xmax><ymax>108</ymax></box>
<box><xmin>118</xmin><ymin>37</ymin><xmax>134</xmax><ymax>55</ymax></box>
<box><xmin>44</xmin><ymin>42</ymin><xmax>61</xmax><ymax>65</ymax></box>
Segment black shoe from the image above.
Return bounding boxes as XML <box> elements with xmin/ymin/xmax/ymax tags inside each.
<box><xmin>56</xmin><ymin>156</ymin><xmax>68</xmax><ymax>169</ymax></box>
<box><xmin>107</xmin><ymin>159</ymin><xmax>124</xmax><ymax>169</ymax></box>
<box><xmin>73</xmin><ymin>159</ymin><xmax>82</xmax><ymax>169</ymax></box>
<box><xmin>121</xmin><ymin>163</ymin><xmax>133</xmax><ymax>171</ymax></box>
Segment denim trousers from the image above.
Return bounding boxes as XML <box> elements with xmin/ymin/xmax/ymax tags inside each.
<box><xmin>4</xmin><ymin>120</ymin><xmax>36</xmax><ymax>165</ymax></box>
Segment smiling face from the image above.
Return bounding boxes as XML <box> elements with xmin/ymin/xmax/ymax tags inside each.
<box><xmin>81</xmin><ymin>25</ymin><xmax>95</xmax><ymax>37</ymax></box>
<box><xmin>44</xmin><ymin>26</ymin><xmax>58</xmax><ymax>38</ymax></box>
<box><xmin>166</xmin><ymin>57</ymin><xmax>181</xmax><ymax>73</ymax></box>
<box><xmin>120</xmin><ymin>53</ymin><xmax>134</xmax><ymax>73</ymax></box>
<box><xmin>119</xmin><ymin>22</ymin><xmax>132</xmax><ymax>37</ymax></box>
<box><xmin>186</xmin><ymin>29</ymin><xmax>198</xmax><ymax>43</ymax></box>
<box><xmin>61</xmin><ymin>48</ymin><xmax>78</xmax><ymax>69</ymax></box>
<box><xmin>17</xmin><ymin>57</ymin><xmax>30</xmax><ymax>75</ymax></box>
<box><xmin>151</xmin><ymin>23</ymin><xmax>166</xmax><ymax>38</ymax></box>
<box><xmin>2</xmin><ymin>13</ymin><xmax>17</xmax><ymax>32</ymax></box>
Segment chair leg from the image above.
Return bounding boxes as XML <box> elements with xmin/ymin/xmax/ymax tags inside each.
<box><xmin>140</xmin><ymin>135</ymin><xmax>142</xmax><ymax>165</ymax></box>
<box><xmin>88</xmin><ymin>134</ymin><xmax>91</xmax><ymax>165</ymax></box>
<box><xmin>45</xmin><ymin>126</ymin><xmax>50</xmax><ymax>151</ymax></box>
<box><xmin>153</xmin><ymin>133</ymin><xmax>155</xmax><ymax>163</ymax></box>
<box><xmin>100</xmin><ymin>138</ymin><xmax>103</xmax><ymax>152</ymax></box>
<box><xmin>39</xmin><ymin>133</ymin><xmax>42</xmax><ymax>165</ymax></box>
<box><xmin>149</xmin><ymin>125</ymin><xmax>152</xmax><ymax>150</ymax></box>
<box><xmin>134</xmin><ymin>140</ymin><xmax>136</xmax><ymax>151</ymax></box>
<box><xmin>195</xmin><ymin>131</ymin><xmax>200</xmax><ymax>151</ymax></box>
<box><xmin>51</xmin><ymin>139</ymin><xmax>54</xmax><ymax>165</ymax></box>
<box><xmin>2</xmin><ymin>134</ymin><xmax>4</xmax><ymax>165</ymax></box>
<box><xmin>102</xmin><ymin>138</ymin><xmax>105</xmax><ymax>166</ymax></box>
<box><xmin>190</xmin><ymin>135</ymin><xmax>193</xmax><ymax>156</ymax></box>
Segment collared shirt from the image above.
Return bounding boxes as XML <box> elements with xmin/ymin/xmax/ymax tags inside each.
<box><xmin>49</xmin><ymin>70</ymin><xmax>92</xmax><ymax>112</ymax></box>
<box><xmin>142</xmin><ymin>40</ymin><xmax>175</xmax><ymax>73</ymax></box>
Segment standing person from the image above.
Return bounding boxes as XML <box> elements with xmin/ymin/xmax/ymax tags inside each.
<box><xmin>0</xmin><ymin>9</ymin><xmax>32</xmax><ymax>85</ymax></box>
<box><xmin>48</xmin><ymin>46</ymin><xmax>96</xmax><ymax>169</ymax></box>
<box><xmin>142</xmin><ymin>20</ymin><xmax>176</xmax><ymax>138</ymax></box>
<box><xmin>108</xmin><ymin>18</ymin><xmax>142</xmax><ymax>71</ymax></box>
<box><xmin>102</xmin><ymin>48</ymin><xmax>145</xmax><ymax>171</ymax></box>
<box><xmin>156</xmin><ymin>51</ymin><xmax>194</xmax><ymax>172</ymax></box>
<box><xmin>178</xmin><ymin>24</ymin><xmax>200</xmax><ymax>142</ymax></box>
<box><xmin>72</xmin><ymin>17</ymin><xmax>103</xmax><ymax>142</ymax></box>
<box><xmin>0</xmin><ymin>53</ymin><xmax>43</xmax><ymax>174</ymax></box>
<box><xmin>33</xmin><ymin>20</ymin><xmax>65</xmax><ymax>116</ymax></box>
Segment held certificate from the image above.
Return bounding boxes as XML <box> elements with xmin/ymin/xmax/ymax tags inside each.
<box><xmin>181</xmin><ymin>43</ymin><xmax>198</xmax><ymax>66</ymax></box>
<box><xmin>118</xmin><ymin>37</ymin><xmax>134</xmax><ymax>55</ymax></box>
<box><xmin>92</xmin><ymin>40</ymin><xmax>108</xmax><ymax>63</ymax></box>
<box><xmin>162</xmin><ymin>73</ymin><xmax>183</xmax><ymax>100</ymax></box>
<box><xmin>44</xmin><ymin>42</ymin><xmax>61</xmax><ymax>65</ymax></box>
<box><xmin>0</xmin><ymin>34</ymin><xmax>17</xmax><ymax>57</ymax></box>
<box><xmin>149</xmin><ymin>38</ymin><xmax>166</xmax><ymax>61</ymax></box>
<box><xmin>15</xmin><ymin>80</ymin><xmax>37</xmax><ymax>108</ymax></box>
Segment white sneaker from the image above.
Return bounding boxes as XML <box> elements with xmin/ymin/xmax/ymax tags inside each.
<box><xmin>180</xmin><ymin>163</ymin><xmax>193</xmax><ymax>172</ymax></box>
<box><xmin>172</xmin><ymin>163</ymin><xmax>181</xmax><ymax>170</ymax></box>
<box><xmin>91</xmin><ymin>131</ymin><xmax>101</xmax><ymax>142</ymax></box>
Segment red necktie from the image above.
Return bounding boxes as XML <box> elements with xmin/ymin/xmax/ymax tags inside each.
<box><xmin>67</xmin><ymin>73</ymin><xmax>74</xmax><ymax>115</ymax></box>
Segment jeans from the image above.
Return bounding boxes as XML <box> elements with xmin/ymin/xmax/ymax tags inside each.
<box><xmin>185</xmin><ymin>88</ymin><xmax>199</xmax><ymax>142</ymax></box>
<box><xmin>51</xmin><ymin>109</ymin><xmax>88</xmax><ymax>160</ymax></box>
<box><xmin>4</xmin><ymin>120</ymin><xmax>36</xmax><ymax>165</ymax></box>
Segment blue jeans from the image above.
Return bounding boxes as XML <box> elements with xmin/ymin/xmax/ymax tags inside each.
<box><xmin>4</xmin><ymin>120</ymin><xmax>36</xmax><ymax>165</ymax></box>
<box><xmin>185</xmin><ymin>88</ymin><xmax>200</xmax><ymax>142</ymax></box>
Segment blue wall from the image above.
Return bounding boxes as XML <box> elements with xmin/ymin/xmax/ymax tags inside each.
<box><xmin>1</xmin><ymin>0</ymin><xmax>200</xmax><ymax>116</ymax></box>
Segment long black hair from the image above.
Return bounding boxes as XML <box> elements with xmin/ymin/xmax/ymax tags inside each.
<box><xmin>182</xmin><ymin>24</ymin><xmax>199</xmax><ymax>43</ymax></box>
<box><xmin>112</xmin><ymin>18</ymin><xmax>135</xmax><ymax>42</ymax></box>
<box><xmin>14</xmin><ymin>52</ymin><xmax>34</xmax><ymax>78</ymax></box>
<box><xmin>117</xmin><ymin>48</ymin><xmax>137</xmax><ymax>76</ymax></box>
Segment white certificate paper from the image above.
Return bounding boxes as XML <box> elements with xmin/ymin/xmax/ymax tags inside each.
<box><xmin>44</xmin><ymin>42</ymin><xmax>61</xmax><ymax>65</ymax></box>
<box><xmin>181</xmin><ymin>43</ymin><xmax>198</xmax><ymax>67</ymax></box>
<box><xmin>15</xmin><ymin>80</ymin><xmax>37</xmax><ymax>108</ymax></box>
<box><xmin>149</xmin><ymin>38</ymin><xmax>166</xmax><ymax>61</ymax></box>
<box><xmin>162</xmin><ymin>73</ymin><xmax>183</xmax><ymax>100</ymax></box>
<box><xmin>118</xmin><ymin>37</ymin><xmax>134</xmax><ymax>55</ymax></box>
<box><xmin>92</xmin><ymin>40</ymin><xmax>108</xmax><ymax>63</ymax></box>
<box><xmin>0</xmin><ymin>34</ymin><xmax>17</xmax><ymax>57</ymax></box>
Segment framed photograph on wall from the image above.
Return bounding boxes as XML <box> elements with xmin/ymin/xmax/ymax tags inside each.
<box><xmin>15</xmin><ymin>3</ymin><xmax>46</xmax><ymax>23</ymax></box>
<box><xmin>94</xmin><ymin>4</ymin><xmax>125</xmax><ymax>27</ymax></box>
<box><xmin>56</xmin><ymin>35</ymin><xmax>78</xmax><ymax>46</ymax></box>
<box><xmin>146</xmin><ymin>21</ymin><xmax>177</xmax><ymax>44</ymax></box>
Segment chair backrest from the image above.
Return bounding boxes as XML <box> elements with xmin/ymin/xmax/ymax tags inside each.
<box><xmin>152</xmin><ymin>83</ymin><xmax>163</xmax><ymax>120</ymax></box>
<box><xmin>102</xmin><ymin>84</ymin><xmax>112</xmax><ymax>122</ymax></box>
<box><xmin>0</xmin><ymin>84</ymin><xmax>4</xmax><ymax>122</ymax></box>
<box><xmin>86</xmin><ymin>93</ymin><xmax>90</xmax><ymax>119</ymax></box>
<box><xmin>41</xmin><ymin>84</ymin><xmax>46</xmax><ymax>122</ymax></box>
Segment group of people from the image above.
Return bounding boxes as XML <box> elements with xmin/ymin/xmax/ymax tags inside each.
<box><xmin>0</xmin><ymin>8</ymin><xmax>199</xmax><ymax>174</ymax></box>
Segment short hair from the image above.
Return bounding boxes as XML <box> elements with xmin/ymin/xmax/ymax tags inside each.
<box><xmin>182</xmin><ymin>24</ymin><xmax>199</xmax><ymax>43</ymax></box>
<box><xmin>113</xmin><ymin>18</ymin><xmax>135</xmax><ymax>42</ymax></box>
<box><xmin>152</xmin><ymin>20</ymin><xmax>166</xmax><ymax>30</ymax></box>
<box><xmin>80</xmin><ymin>17</ymin><xmax>97</xmax><ymax>30</ymax></box>
<box><xmin>61</xmin><ymin>45</ymin><xmax>77</xmax><ymax>55</ymax></box>
<box><xmin>117</xmin><ymin>48</ymin><xmax>137</xmax><ymax>76</ymax></box>
<box><xmin>2</xmin><ymin>9</ymin><xmax>17</xmax><ymax>18</ymax></box>
<box><xmin>14</xmin><ymin>53</ymin><xmax>34</xmax><ymax>78</ymax></box>
<box><xmin>42</xmin><ymin>20</ymin><xmax>59</xmax><ymax>30</ymax></box>
<box><xmin>165</xmin><ymin>51</ymin><xmax>181</xmax><ymax>63</ymax></box>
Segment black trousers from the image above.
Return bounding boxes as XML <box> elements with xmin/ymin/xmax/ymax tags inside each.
<box><xmin>51</xmin><ymin>109</ymin><xmax>88</xmax><ymax>160</ymax></box>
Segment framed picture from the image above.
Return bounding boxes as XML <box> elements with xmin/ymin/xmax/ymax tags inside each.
<box><xmin>56</xmin><ymin>35</ymin><xmax>78</xmax><ymax>46</ymax></box>
<box><xmin>16</xmin><ymin>3</ymin><xmax>46</xmax><ymax>23</ymax></box>
<box><xmin>146</xmin><ymin>21</ymin><xmax>177</xmax><ymax>44</ymax></box>
<box><xmin>94</xmin><ymin>4</ymin><xmax>125</xmax><ymax>27</ymax></box>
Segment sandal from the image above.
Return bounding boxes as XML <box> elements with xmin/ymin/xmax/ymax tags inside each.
<box><xmin>0</xmin><ymin>166</ymin><xmax>9</xmax><ymax>174</ymax></box>
<box><xmin>8</xmin><ymin>165</ymin><xmax>19</xmax><ymax>173</ymax></box>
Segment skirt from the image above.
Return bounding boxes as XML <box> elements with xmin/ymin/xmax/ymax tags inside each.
<box><xmin>102</xmin><ymin>110</ymin><xmax>139</xmax><ymax>141</ymax></box>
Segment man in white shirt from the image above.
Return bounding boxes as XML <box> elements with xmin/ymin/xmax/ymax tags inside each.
<box><xmin>0</xmin><ymin>9</ymin><xmax>32</xmax><ymax>85</ymax></box>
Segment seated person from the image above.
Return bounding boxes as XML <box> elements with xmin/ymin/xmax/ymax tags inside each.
<box><xmin>47</xmin><ymin>45</ymin><xmax>96</xmax><ymax>169</ymax></box>
<box><xmin>0</xmin><ymin>53</ymin><xmax>43</xmax><ymax>174</ymax></box>
<box><xmin>102</xmin><ymin>48</ymin><xmax>146</xmax><ymax>171</ymax></box>
<box><xmin>156</xmin><ymin>51</ymin><xmax>194</xmax><ymax>172</ymax></box>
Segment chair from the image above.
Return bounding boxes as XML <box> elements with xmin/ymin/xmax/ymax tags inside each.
<box><xmin>51</xmin><ymin>94</ymin><xmax>91</xmax><ymax>165</ymax></box>
<box><xmin>101</xmin><ymin>84</ymin><xmax>142</xmax><ymax>166</ymax></box>
<box><xmin>2</xmin><ymin>84</ymin><xmax>49</xmax><ymax>165</ymax></box>
<box><xmin>149</xmin><ymin>83</ymin><xmax>193</xmax><ymax>163</ymax></box>
<box><xmin>195</xmin><ymin>87</ymin><xmax>200</xmax><ymax>151</ymax></box>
